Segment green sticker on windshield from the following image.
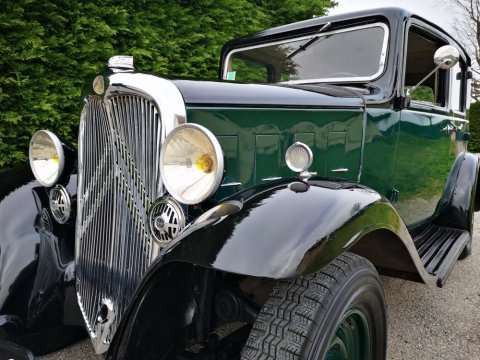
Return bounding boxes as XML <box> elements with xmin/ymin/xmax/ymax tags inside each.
<box><xmin>226</xmin><ymin>71</ymin><xmax>236</xmax><ymax>81</ymax></box>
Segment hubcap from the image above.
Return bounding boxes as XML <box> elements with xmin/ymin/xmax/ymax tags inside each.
<box><xmin>325</xmin><ymin>309</ymin><xmax>371</xmax><ymax>360</ymax></box>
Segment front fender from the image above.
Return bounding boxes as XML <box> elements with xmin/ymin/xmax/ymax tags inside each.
<box><xmin>0</xmin><ymin>166</ymin><xmax>84</xmax><ymax>353</ymax></box>
<box><xmin>0</xmin><ymin>166</ymin><xmax>40</xmax><ymax>313</ymax></box>
<box><xmin>159</xmin><ymin>178</ymin><xmax>414</xmax><ymax>279</ymax></box>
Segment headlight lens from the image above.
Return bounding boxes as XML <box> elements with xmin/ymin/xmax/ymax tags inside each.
<box><xmin>160</xmin><ymin>124</ymin><xmax>224</xmax><ymax>205</ymax></box>
<box><xmin>29</xmin><ymin>130</ymin><xmax>65</xmax><ymax>187</ymax></box>
<box><xmin>285</xmin><ymin>142</ymin><xmax>313</xmax><ymax>172</ymax></box>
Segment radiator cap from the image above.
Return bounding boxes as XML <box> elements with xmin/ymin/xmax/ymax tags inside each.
<box><xmin>108</xmin><ymin>55</ymin><xmax>134</xmax><ymax>70</ymax></box>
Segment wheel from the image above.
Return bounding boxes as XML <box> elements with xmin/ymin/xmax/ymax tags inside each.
<box><xmin>241</xmin><ymin>253</ymin><xmax>386</xmax><ymax>360</ymax></box>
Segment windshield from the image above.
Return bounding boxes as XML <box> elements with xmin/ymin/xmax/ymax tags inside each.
<box><xmin>223</xmin><ymin>23</ymin><xmax>388</xmax><ymax>84</ymax></box>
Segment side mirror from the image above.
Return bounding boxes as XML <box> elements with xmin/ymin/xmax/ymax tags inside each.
<box><xmin>434</xmin><ymin>45</ymin><xmax>460</xmax><ymax>69</ymax></box>
<box><xmin>407</xmin><ymin>45</ymin><xmax>461</xmax><ymax>97</ymax></box>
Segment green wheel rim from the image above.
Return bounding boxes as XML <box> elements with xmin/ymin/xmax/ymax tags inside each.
<box><xmin>324</xmin><ymin>308</ymin><xmax>371</xmax><ymax>360</ymax></box>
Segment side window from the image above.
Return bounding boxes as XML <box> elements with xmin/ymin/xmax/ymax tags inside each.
<box><xmin>405</xmin><ymin>27</ymin><xmax>449</xmax><ymax>107</ymax></box>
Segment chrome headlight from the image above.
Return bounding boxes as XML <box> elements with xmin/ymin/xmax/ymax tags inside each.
<box><xmin>160</xmin><ymin>124</ymin><xmax>224</xmax><ymax>205</ymax></box>
<box><xmin>29</xmin><ymin>130</ymin><xmax>65</xmax><ymax>187</ymax></box>
<box><xmin>285</xmin><ymin>142</ymin><xmax>313</xmax><ymax>173</ymax></box>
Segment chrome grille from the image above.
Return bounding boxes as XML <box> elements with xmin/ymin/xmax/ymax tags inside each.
<box><xmin>76</xmin><ymin>94</ymin><xmax>163</xmax><ymax>353</ymax></box>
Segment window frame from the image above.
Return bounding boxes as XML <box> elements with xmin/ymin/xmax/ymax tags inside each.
<box><xmin>223</xmin><ymin>22</ymin><xmax>390</xmax><ymax>85</ymax></box>
<box><xmin>403</xmin><ymin>20</ymin><xmax>468</xmax><ymax>114</ymax></box>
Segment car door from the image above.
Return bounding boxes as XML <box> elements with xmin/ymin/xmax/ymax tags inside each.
<box><xmin>392</xmin><ymin>23</ymin><xmax>469</xmax><ymax>226</ymax></box>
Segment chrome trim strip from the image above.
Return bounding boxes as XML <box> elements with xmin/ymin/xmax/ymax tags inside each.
<box><xmin>262</xmin><ymin>177</ymin><xmax>282</xmax><ymax>181</ymax></box>
<box><xmin>331</xmin><ymin>168</ymin><xmax>349</xmax><ymax>172</ymax></box>
<box><xmin>405</xmin><ymin>109</ymin><xmax>470</xmax><ymax>123</ymax></box>
<box><xmin>223</xmin><ymin>22</ymin><xmax>389</xmax><ymax>84</ymax></box>
<box><xmin>105</xmin><ymin>73</ymin><xmax>187</xmax><ymax>135</ymax></box>
<box><xmin>221</xmin><ymin>182</ymin><xmax>242</xmax><ymax>187</ymax></box>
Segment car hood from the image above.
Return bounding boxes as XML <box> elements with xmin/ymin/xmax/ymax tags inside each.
<box><xmin>171</xmin><ymin>80</ymin><xmax>364</xmax><ymax>108</ymax></box>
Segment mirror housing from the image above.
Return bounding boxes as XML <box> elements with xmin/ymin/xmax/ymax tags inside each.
<box><xmin>434</xmin><ymin>45</ymin><xmax>460</xmax><ymax>69</ymax></box>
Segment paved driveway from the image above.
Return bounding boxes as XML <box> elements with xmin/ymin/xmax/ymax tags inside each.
<box><xmin>41</xmin><ymin>214</ymin><xmax>480</xmax><ymax>359</ymax></box>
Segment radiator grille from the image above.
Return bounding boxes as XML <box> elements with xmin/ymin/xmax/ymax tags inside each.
<box><xmin>76</xmin><ymin>94</ymin><xmax>162</xmax><ymax>351</ymax></box>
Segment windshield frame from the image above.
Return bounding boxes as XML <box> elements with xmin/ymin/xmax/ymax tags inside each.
<box><xmin>223</xmin><ymin>22</ymin><xmax>390</xmax><ymax>85</ymax></box>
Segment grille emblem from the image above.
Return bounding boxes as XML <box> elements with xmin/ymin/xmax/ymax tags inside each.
<box><xmin>49</xmin><ymin>185</ymin><xmax>71</xmax><ymax>224</ymax></box>
<box><xmin>149</xmin><ymin>197</ymin><xmax>186</xmax><ymax>243</ymax></box>
<box><xmin>154</xmin><ymin>216</ymin><xmax>166</xmax><ymax>231</ymax></box>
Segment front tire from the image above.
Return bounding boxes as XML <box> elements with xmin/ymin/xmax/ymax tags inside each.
<box><xmin>241</xmin><ymin>253</ymin><xmax>386</xmax><ymax>360</ymax></box>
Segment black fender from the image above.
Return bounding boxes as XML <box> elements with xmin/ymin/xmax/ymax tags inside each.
<box><xmin>433</xmin><ymin>152</ymin><xmax>479</xmax><ymax>230</ymax></box>
<box><xmin>107</xmin><ymin>262</ymin><xmax>197</xmax><ymax>360</ymax></box>
<box><xmin>159</xmin><ymin>178</ymin><xmax>426</xmax><ymax>279</ymax></box>
<box><xmin>0</xmin><ymin>166</ymin><xmax>41</xmax><ymax>318</ymax></box>
<box><xmin>0</xmin><ymin>165</ymin><xmax>84</xmax><ymax>354</ymax></box>
<box><xmin>108</xmin><ymin>177</ymin><xmax>443</xmax><ymax>359</ymax></box>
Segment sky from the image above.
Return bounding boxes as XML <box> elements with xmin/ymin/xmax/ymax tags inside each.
<box><xmin>328</xmin><ymin>0</ymin><xmax>459</xmax><ymax>32</ymax></box>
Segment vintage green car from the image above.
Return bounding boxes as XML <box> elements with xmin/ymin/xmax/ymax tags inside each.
<box><xmin>1</xmin><ymin>6</ymin><xmax>477</xmax><ymax>360</ymax></box>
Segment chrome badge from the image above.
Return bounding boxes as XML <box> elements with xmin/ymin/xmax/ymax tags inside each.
<box><xmin>49</xmin><ymin>184</ymin><xmax>71</xmax><ymax>224</ymax></box>
<box><xmin>149</xmin><ymin>197</ymin><xmax>185</xmax><ymax>243</ymax></box>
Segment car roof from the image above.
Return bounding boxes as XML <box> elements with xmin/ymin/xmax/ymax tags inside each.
<box><xmin>221</xmin><ymin>7</ymin><xmax>471</xmax><ymax>66</ymax></box>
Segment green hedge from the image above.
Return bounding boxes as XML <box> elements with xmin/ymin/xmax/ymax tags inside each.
<box><xmin>468</xmin><ymin>101</ymin><xmax>480</xmax><ymax>153</ymax></box>
<box><xmin>0</xmin><ymin>0</ymin><xmax>336</xmax><ymax>169</ymax></box>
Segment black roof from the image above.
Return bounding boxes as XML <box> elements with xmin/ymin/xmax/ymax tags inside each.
<box><xmin>221</xmin><ymin>7</ymin><xmax>470</xmax><ymax>65</ymax></box>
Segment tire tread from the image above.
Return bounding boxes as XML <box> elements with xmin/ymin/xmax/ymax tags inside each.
<box><xmin>240</xmin><ymin>253</ymin><xmax>377</xmax><ymax>360</ymax></box>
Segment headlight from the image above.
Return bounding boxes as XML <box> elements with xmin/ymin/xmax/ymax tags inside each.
<box><xmin>160</xmin><ymin>124</ymin><xmax>224</xmax><ymax>205</ymax></box>
<box><xmin>29</xmin><ymin>130</ymin><xmax>65</xmax><ymax>187</ymax></box>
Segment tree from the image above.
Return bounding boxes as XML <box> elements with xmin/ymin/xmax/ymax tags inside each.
<box><xmin>450</xmin><ymin>0</ymin><xmax>480</xmax><ymax>101</ymax></box>
<box><xmin>0</xmin><ymin>0</ymin><xmax>336</xmax><ymax>169</ymax></box>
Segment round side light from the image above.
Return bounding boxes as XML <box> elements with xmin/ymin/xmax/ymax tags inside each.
<box><xmin>285</xmin><ymin>142</ymin><xmax>313</xmax><ymax>173</ymax></box>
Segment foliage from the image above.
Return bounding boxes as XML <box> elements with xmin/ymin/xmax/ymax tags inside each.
<box><xmin>0</xmin><ymin>0</ymin><xmax>336</xmax><ymax>169</ymax></box>
<box><xmin>449</xmin><ymin>0</ymin><xmax>480</xmax><ymax>100</ymax></box>
<box><xmin>468</xmin><ymin>101</ymin><xmax>480</xmax><ymax>153</ymax></box>
<box><xmin>409</xmin><ymin>86</ymin><xmax>434</xmax><ymax>103</ymax></box>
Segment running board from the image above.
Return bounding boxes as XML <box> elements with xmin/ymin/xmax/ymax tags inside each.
<box><xmin>413</xmin><ymin>225</ymin><xmax>469</xmax><ymax>288</ymax></box>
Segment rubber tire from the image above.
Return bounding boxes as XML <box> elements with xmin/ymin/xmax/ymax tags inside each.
<box><xmin>241</xmin><ymin>253</ymin><xmax>387</xmax><ymax>360</ymax></box>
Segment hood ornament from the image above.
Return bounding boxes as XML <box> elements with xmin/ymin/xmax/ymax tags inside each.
<box><xmin>108</xmin><ymin>55</ymin><xmax>134</xmax><ymax>70</ymax></box>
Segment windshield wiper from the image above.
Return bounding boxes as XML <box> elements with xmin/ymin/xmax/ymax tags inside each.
<box><xmin>287</xmin><ymin>22</ymin><xmax>331</xmax><ymax>59</ymax></box>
